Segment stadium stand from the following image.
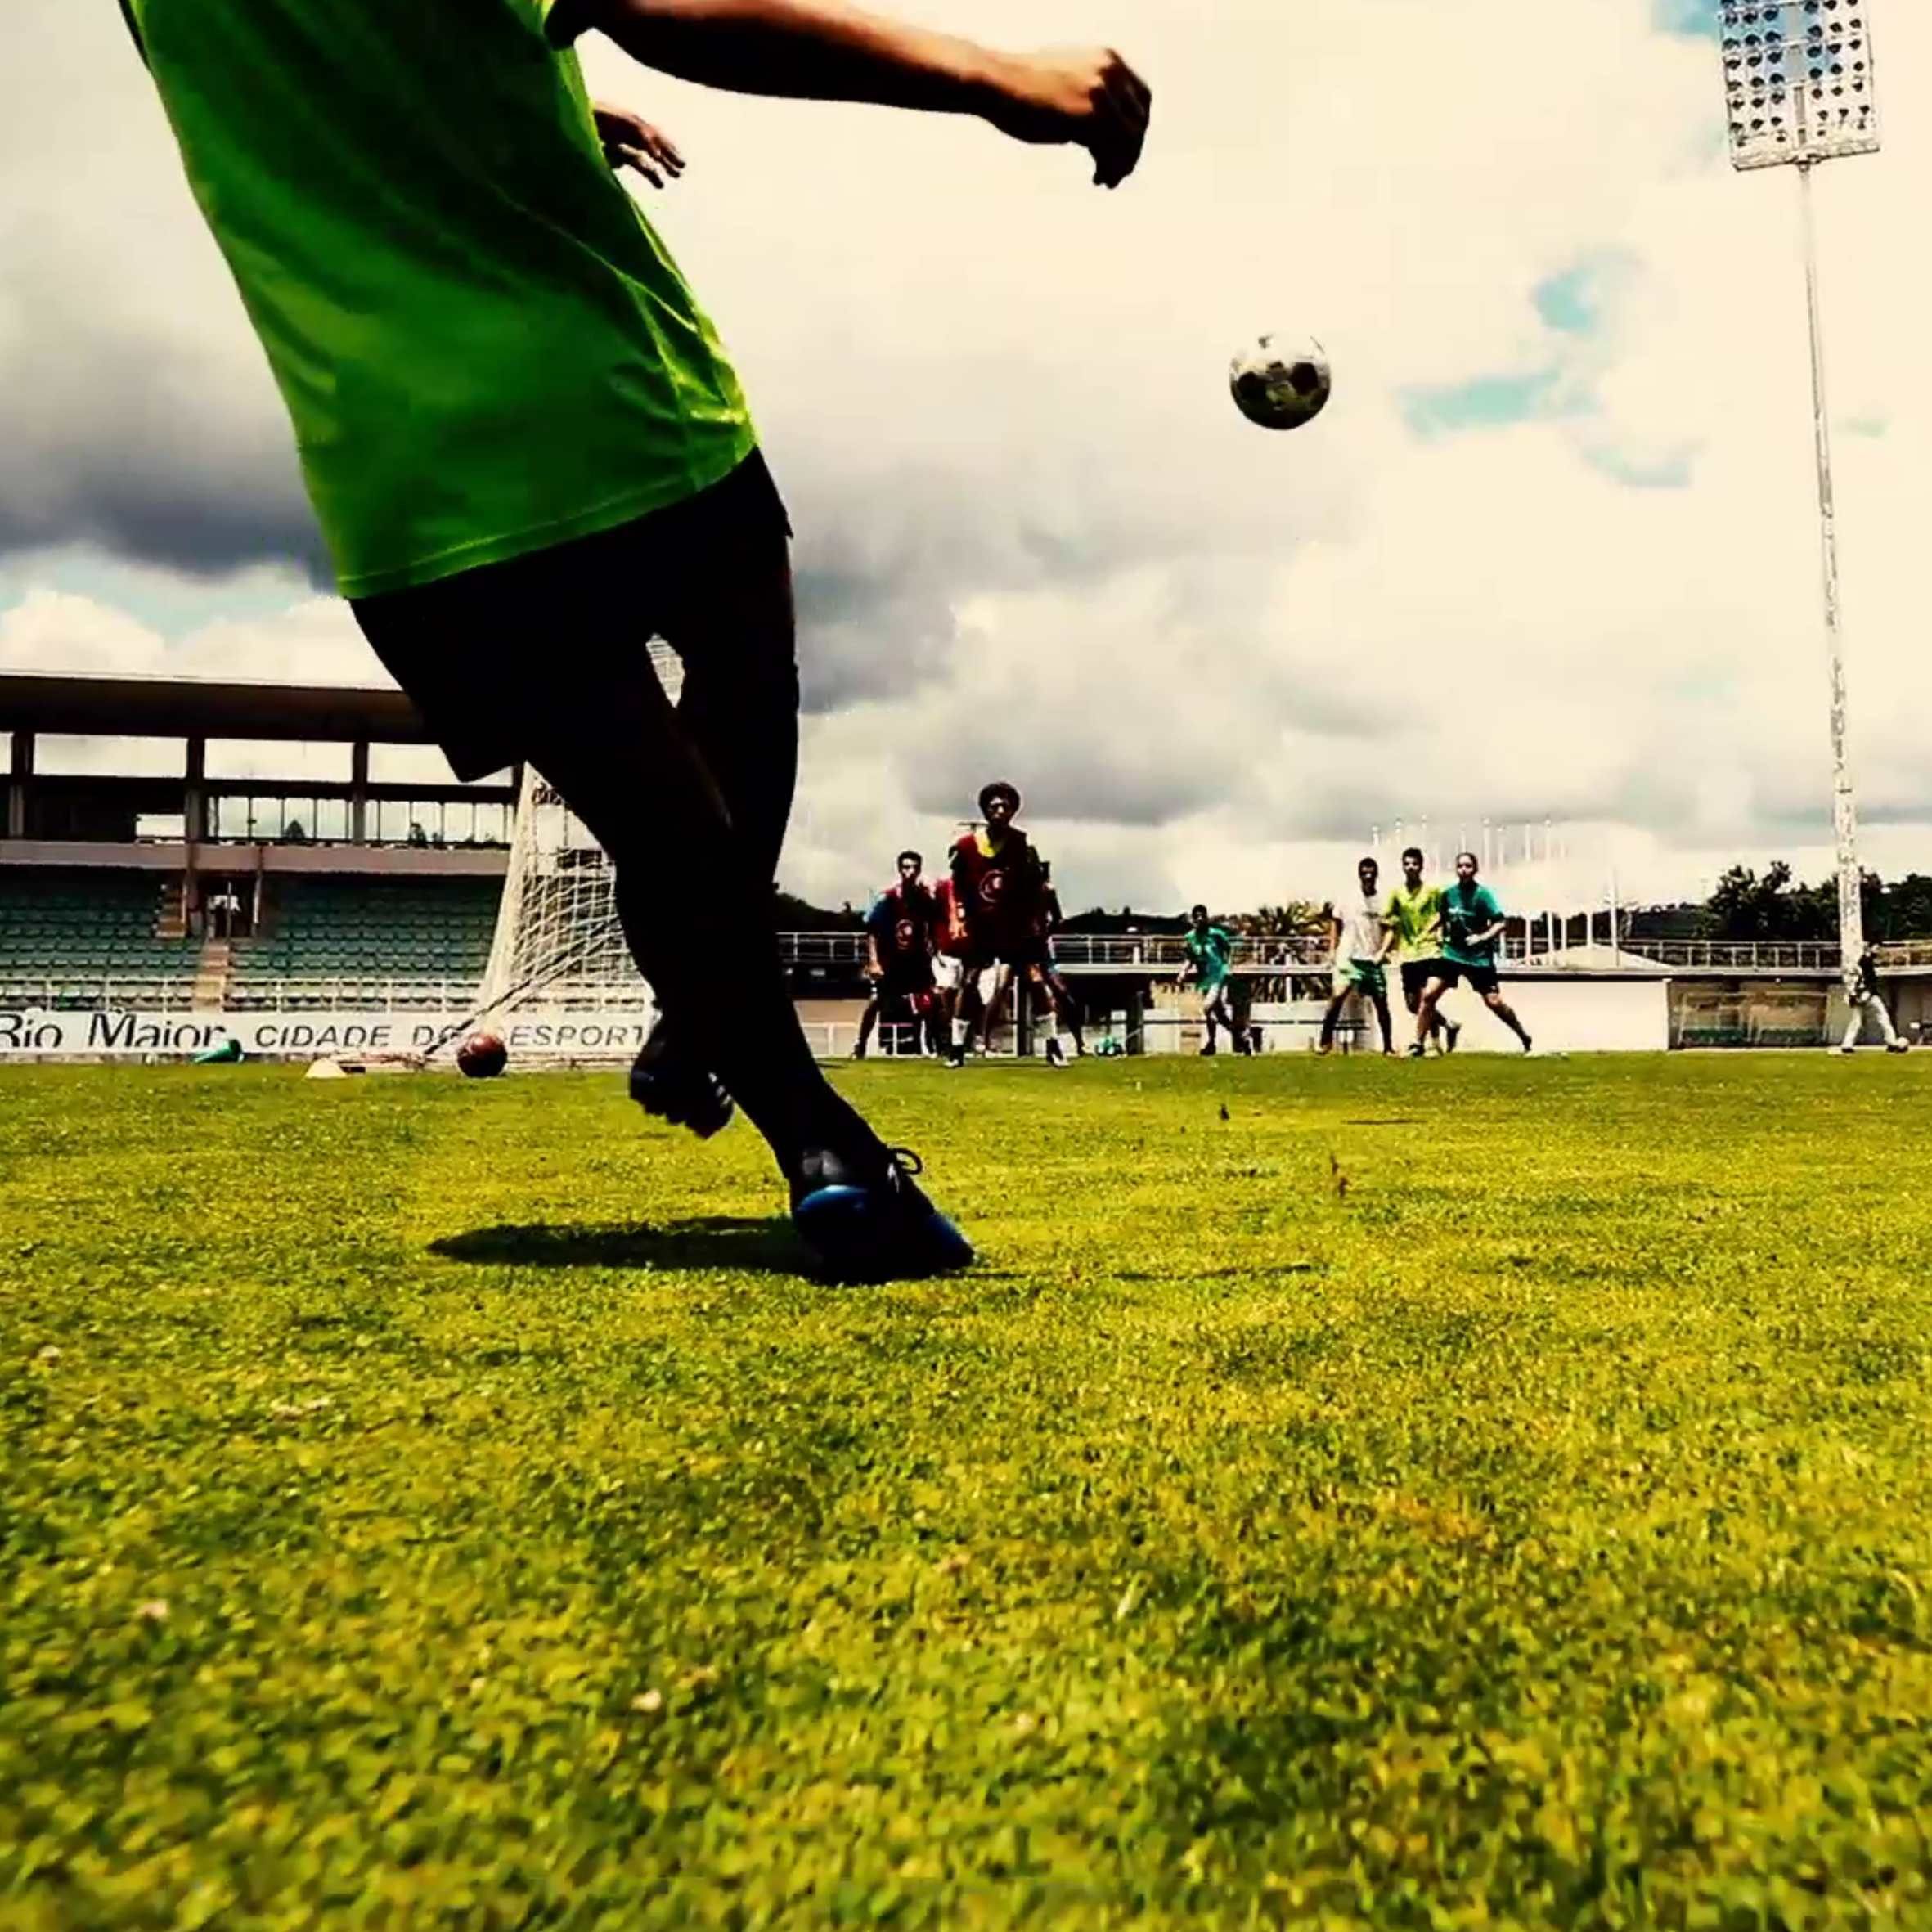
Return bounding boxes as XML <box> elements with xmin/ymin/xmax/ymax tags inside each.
<box><xmin>0</xmin><ymin>866</ymin><xmax>200</xmax><ymax>1008</ymax></box>
<box><xmin>227</xmin><ymin>876</ymin><xmax>501</xmax><ymax>1009</ymax></box>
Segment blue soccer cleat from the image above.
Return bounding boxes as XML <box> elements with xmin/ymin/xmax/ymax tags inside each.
<box><xmin>791</xmin><ymin>1145</ymin><xmax>974</xmax><ymax>1283</ymax></box>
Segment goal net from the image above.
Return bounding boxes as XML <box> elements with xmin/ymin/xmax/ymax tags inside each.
<box><xmin>467</xmin><ymin>646</ymin><xmax>677</xmax><ymax>1063</ymax></box>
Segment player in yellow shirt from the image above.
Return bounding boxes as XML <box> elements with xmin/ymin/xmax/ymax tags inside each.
<box><xmin>1383</xmin><ymin>847</ymin><xmax>1461</xmax><ymax>1056</ymax></box>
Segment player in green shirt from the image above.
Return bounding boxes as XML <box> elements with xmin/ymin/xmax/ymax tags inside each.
<box><xmin>115</xmin><ymin>0</ymin><xmax>1150</xmax><ymax>1282</ymax></box>
<box><xmin>1413</xmin><ymin>852</ymin><xmax>1533</xmax><ymax>1054</ymax></box>
<box><xmin>1383</xmin><ymin>847</ymin><xmax>1461</xmax><ymax>1055</ymax></box>
<box><xmin>1178</xmin><ymin>905</ymin><xmax>1250</xmax><ymax>1055</ymax></box>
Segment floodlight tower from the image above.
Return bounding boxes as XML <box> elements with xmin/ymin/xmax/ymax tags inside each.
<box><xmin>1717</xmin><ymin>0</ymin><xmax>1880</xmax><ymax>977</ymax></box>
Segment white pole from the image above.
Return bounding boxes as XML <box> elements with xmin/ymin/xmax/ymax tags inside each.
<box><xmin>1798</xmin><ymin>156</ymin><xmax>1863</xmax><ymax>976</ymax></box>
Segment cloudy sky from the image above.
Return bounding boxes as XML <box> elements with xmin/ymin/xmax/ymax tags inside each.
<box><xmin>3</xmin><ymin>1</ymin><xmax>1927</xmax><ymax>915</ymax></box>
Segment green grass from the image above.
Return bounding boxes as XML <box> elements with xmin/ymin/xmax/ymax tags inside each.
<box><xmin>4</xmin><ymin>1054</ymin><xmax>1932</xmax><ymax>1930</ymax></box>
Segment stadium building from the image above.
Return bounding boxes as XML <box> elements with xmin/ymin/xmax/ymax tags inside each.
<box><xmin>1</xmin><ymin>672</ymin><xmax>1921</xmax><ymax>1060</ymax></box>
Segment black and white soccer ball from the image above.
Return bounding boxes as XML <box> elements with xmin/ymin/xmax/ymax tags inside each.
<box><xmin>1229</xmin><ymin>334</ymin><xmax>1332</xmax><ymax>431</ymax></box>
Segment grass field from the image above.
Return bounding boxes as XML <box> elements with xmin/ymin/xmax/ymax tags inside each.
<box><xmin>5</xmin><ymin>1053</ymin><xmax>1932</xmax><ymax>1929</ymax></box>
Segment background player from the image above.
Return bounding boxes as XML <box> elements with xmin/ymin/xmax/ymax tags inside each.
<box><xmin>929</xmin><ymin>867</ymin><xmax>973</xmax><ymax>1056</ymax></box>
<box><xmin>1415</xmin><ymin>853</ymin><xmax>1533</xmax><ymax>1054</ymax></box>
<box><xmin>1840</xmin><ymin>945</ymin><xmax>1909</xmax><ymax>1054</ymax></box>
<box><xmin>1384</xmin><ymin>847</ymin><xmax>1460</xmax><ymax>1056</ymax></box>
<box><xmin>856</xmin><ymin>850</ymin><xmax>938</xmax><ymax>1058</ymax></box>
<box><xmin>1013</xmin><ymin>860</ymin><xmax>1086</xmax><ymax>1065</ymax></box>
<box><xmin>1319</xmin><ymin>856</ymin><xmax>1395</xmax><ymax>1054</ymax></box>
<box><xmin>1177</xmin><ymin>905</ymin><xmax>1248</xmax><ymax>1054</ymax></box>
<box><xmin>947</xmin><ymin>783</ymin><xmax>1080</xmax><ymax>1067</ymax></box>
<box><xmin>115</xmin><ymin>0</ymin><xmax>1149</xmax><ymax>1279</ymax></box>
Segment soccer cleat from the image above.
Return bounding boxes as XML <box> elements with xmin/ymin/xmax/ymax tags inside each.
<box><xmin>851</xmin><ymin>1041</ymin><xmax>868</xmax><ymax>1060</ymax></box>
<box><xmin>1443</xmin><ymin>1021</ymin><xmax>1462</xmax><ymax>1054</ymax></box>
<box><xmin>791</xmin><ymin>1145</ymin><xmax>974</xmax><ymax>1283</ymax></box>
<box><xmin>1045</xmin><ymin>1038</ymin><xmax>1067</xmax><ymax>1068</ymax></box>
<box><xmin>628</xmin><ymin>1040</ymin><xmax>735</xmax><ymax>1139</ymax></box>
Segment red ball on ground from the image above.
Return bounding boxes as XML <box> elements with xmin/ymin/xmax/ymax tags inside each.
<box><xmin>456</xmin><ymin>1031</ymin><xmax>508</xmax><ymax>1079</ymax></box>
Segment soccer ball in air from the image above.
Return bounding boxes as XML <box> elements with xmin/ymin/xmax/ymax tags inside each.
<box><xmin>1229</xmin><ymin>334</ymin><xmax>1332</xmax><ymax>431</ymax></box>
<box><xmin>456</xmin><ymin>1031</ymin><xmax>508</xmax><ymax>1079</ymax></box>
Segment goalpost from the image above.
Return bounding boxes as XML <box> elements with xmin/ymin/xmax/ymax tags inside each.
<box><xmin>464</xmin><ymin>645</ymin><xmax>683</xmax><ymax>1063</ymax></box>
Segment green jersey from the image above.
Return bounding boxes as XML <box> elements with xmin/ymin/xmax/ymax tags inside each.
<box><xmin>1184</xmin><ymin>925</ymin><xmax>1235</xmax><ymax>989</ymax></box>
<box><xmin>1442</xmin><ymin>881</ymin><xmax>1505</xmax><ymax>967</ymax></box>
<box><xmin>1384</xmin><ymin>883</ymin><xmax>1447</xmax><ymax>965</ymax></box>
<box><xmin>123</xmin><ymin>0</ymin><xmax>756</xmax><ymax>599</ymax></box>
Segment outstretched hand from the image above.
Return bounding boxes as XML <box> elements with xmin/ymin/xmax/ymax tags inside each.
<box><xmin>984</xmin><ymin>47</ymin><xmax>1150</xmax><ymax>188</ymax></box>
<box><xmin>592</xmin><ymin>101</ymin><xmax>685</xmax><ymax>187</ymax></box>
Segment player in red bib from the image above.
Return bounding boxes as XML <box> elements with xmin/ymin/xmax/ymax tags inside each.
<box><xmin>928</xmin><ymin>870</ymin><xmax>973</xmax><ymax>1052</ymax></box>
<box><xmin>856</xmin><ymin>851</ymin><xmax>940</xmax><ymax>1058</ymax></box>
<box><xmin>946</xmin><ymin>781</ymin><xmax>1081</xmax><ymax>1067</ymax></box>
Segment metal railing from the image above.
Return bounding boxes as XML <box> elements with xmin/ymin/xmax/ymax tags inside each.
<box><xmin>0</xmin><ymin>934</ymin><xmax>1903</xmax><ymax>1017</ymax></box>
<box><xmin>777</xmin><ymin>932</ymin><xmax>1885</xmax><ymax>975</ymax></box>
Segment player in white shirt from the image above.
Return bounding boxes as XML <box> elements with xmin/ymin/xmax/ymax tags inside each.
<box><xmin>1840</xmin><ymin>946</ymin><xmax>1908</xmax><ymax>1054</ymax></box>
<box><xmin>1318</xmin><ymin>855</ymin><xmax>1396</xmax><ymax>1054</ymax></box>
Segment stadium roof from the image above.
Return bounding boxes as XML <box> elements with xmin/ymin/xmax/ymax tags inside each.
<box><xmin>0</xmin><ymin>672</ymin><xmax>431</xmax><ymax>744</ymax></box>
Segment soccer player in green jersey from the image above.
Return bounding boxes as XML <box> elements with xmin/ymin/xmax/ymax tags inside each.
<box><xmin>1385</xmin><ymin>847</ymin><xmax>1460</xmax><ymax>1056</ymax></box>
<box><xmin>114</xmin><ymin>0</ymin><xmax>1149</xmax><ymax>1281</ymax></box>
<box><xmin>1415</xmin><ymin>852</ymin><xmax>1533</xmax><ymax>1054</ymax></box>
<box><xmin>1178</xmin><ymin>905</ymin><xmax>1249</xmax><ymax>1055</ymax></box>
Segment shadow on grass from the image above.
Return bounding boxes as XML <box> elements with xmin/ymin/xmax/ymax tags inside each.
<box><xmin>430</xmin><ymin>1215</ymin><xmax>810</xmax><ymax>1275</ymax></box>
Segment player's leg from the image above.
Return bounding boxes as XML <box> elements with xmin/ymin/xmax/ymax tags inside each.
<box><xmin>623</xmin><ymin>456</ymin><xmax>798</xmax><ymax>1119</ymax></box>
<box><xmin>947</xmin><ymin>955</ymin><xmax>986</xmax><ymax>1066</ymax></box>
<box><xmin>1876</xmin><ymin>997</ymin><xmax>1907</xmax><ymax>1049</ymax></box>
<box><xmin>1411</xmin><ymin>971</ymin><xmax>1451</xmax><ymax>1056</ymax></box>
<box><xmin>1317</xmin><ymin>978</ymin><xmax>1350</xmax><ymax>1054</ymax></box>
<box><xmin>855</xmin><ymin>985</ymin><xmax>883</xmax><ymax>1058</ymax></box>
<box><xmin>1037</xmin><ymin>961</ymin><xmax>1083</xmax><ymax>1060</ymax></box>
<box><xmin>1404</xmin><ymin>961</ymin><xmax>1454</xmax><ymax>1054</ymax></box>
<box><xmin>1839</xmin><ymin>997</ymin><xmax>1864</xmax><ymax>1052</ymax></box>
<box><xmin>932</xmin><ymin>955</ymin><xmax>967</xmax><ymax>1063</ymax></box>
<box><xmin>1214</xmin><ymin>986</ymin><xmax>1245</xmax><ymax>1053</ymax></box>
<box><xmin>657</xmin><ymin>453</ymin><xmax>799</xmax><ymax>893</ymax></box>
<box><xmin>978</xmin><ymin>962</ymin><xmax>1014</xmax><ymax>1054</ymax></box>
<box><xmin>353</xmin><ymin>513</ymin><xmax>969</xmax><ymax>1278</ymax></box>
<box><xmin>1480</xmin><ymin>978</ymin><xmax>1533</xmax><ymax>1050</ymax></box>
<box><xmin>1370</xmin><ymin>988</ymin><xmax>1395</xmax><ymax>1054</ymax></box>
<box><xmin>1028</xmin><ymin>963</ymin><xmax>1070</xmax><ymax>1066</ymax></box>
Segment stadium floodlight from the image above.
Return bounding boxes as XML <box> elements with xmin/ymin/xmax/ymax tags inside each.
<box><xmin>1717</xmin><ymin>0</ymin><xmax>1880</xmax><ymax>977</ymax></box>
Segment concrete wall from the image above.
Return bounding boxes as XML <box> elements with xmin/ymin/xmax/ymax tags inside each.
<box><xmin>1152</xmin><ymin>978</ymin><xmax>1669</xmax><ymax>1054</ymax></box>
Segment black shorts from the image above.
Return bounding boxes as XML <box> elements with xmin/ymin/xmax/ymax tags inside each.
<box><xmin>877</xmin><ymin>964</ymin><xmax>935</xmax><ymax>1006</ymax></box>
<box><xmin>349</xmin><ymin>448</ymin><xmax>792</xmax><ymax>782</ymax></box>
<box><xmin>1400</xmin><ymin>959</ymin><xmax>1444</xmax><ymax>1004</ymax></box>
<box><xmin>1436</xmin><ymin>961</ymin><xmax>1500</xmax><ymax>997</ymax></box>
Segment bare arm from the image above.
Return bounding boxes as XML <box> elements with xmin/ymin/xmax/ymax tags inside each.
<box><xmin>552</xmin><ymin>0</ymin><xmax>1149</xmax><ymax>186</ymax></box>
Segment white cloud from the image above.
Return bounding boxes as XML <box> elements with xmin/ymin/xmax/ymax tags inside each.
<box><xmin>4</xmin><ymin>0</ymin><xmax>1930</xmax><ymax>914</ymax></box>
